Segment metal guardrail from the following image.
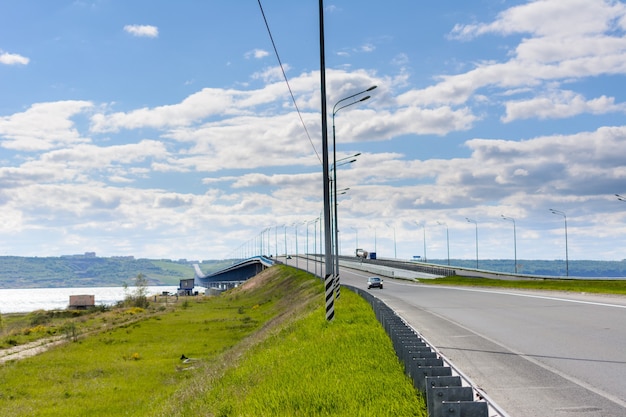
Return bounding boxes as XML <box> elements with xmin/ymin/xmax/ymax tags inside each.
<box><xmin>346</xmin><ymin>284</ymin><xmax>509</xmax><ymax>417</ymax></box>
<box><xmin>344</xmin><ymin>256</ymin><xmax>456</xmax><ymax>277</ymax></box>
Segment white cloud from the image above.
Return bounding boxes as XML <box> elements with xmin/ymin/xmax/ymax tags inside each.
<box><xmin>251</xmin><ymin>65</ymin><xmax>289</xmax><ymax>83</ymax></box>
<box><xmin>0</xmin><ymin>51</ymin><xmax>29</xmax><ymax>65</ymax></box>
<box><xmin>403</xmin><ymin>0</ymin><xmax>626</xmax><ymax>109</ymax></box>
<box><xmin>90</xmin><ymin>88</ymin><xmax>243</xmax><ymax>132</ymax></box>
<box><xmin>503</xmin><ymin>90</ymin><xmax>626</xmax><ymax>122</ymax></box>
<box><xmin>0</xmin><ymin>101</ymin><xmax>93</xmax><ymax>151</ymax></box>
<box><xmin>245</xmin><ymin>49</ymin><xmax>269</xmax><ymax>59</ymax></box>
<box><xmin>123</xmin><ymin>24</ymin><xmax>159</xmax><ymax>38</ymax></box>
<box><xmin>450</xmin><ymin>0</ymin><xmax>626</xmax><ymax>39</ymax></box>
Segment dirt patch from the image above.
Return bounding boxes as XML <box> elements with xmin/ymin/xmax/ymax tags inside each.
<box><xmin>0</xmin><ymin>336</ymin><xmax>66</xmax><ymax>364</ymax></box>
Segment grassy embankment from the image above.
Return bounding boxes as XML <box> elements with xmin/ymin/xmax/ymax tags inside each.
<box><xmin>419</xmin><ymin>275</ymin><xmax>626</xmax><ymax>295</ymax></box>
<box><xmin>0</xmin><ymin>265</ymin><xmax>425</xmax><ymax>417</ymax></box>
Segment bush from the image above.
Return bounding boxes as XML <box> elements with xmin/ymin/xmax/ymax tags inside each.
<box><xmin>123</xmin><ymin>273</ymin><xmax>150</xmax><ymax>308</ymax></box>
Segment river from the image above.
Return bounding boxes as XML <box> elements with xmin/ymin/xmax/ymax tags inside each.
<box><xmin>0</xmin><ymin>286</ymin><xmax>180</xmax><ymax>314</ymax></box>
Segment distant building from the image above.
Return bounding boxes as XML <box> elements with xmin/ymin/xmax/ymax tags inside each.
<box><xmin>61</xmin><ymin>252</ymin><xmax>97</xmax><ymax>258</ymax></box>
<box><xmin>69</xmin><ymin>294</ymin><xmax>95</xmax><ymax>309</ymax></box>
<box><xmin>178</xmin><ymin>278</ymin><xmax>195</xmax><ymax>296</ymax></box>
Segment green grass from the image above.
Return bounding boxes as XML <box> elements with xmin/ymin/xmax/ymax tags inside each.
<box><xmin>420</xmin><ymin>275</ymin><xmax>626</xmax><ymax>294</ymax></box>
<box><xmin>163</xmin><ymin>287</ymin><xmax>423</xmax><ymax>417</ymax></box>
<box><xmin>0</xmin><ymin>266</ymin><xmax>425</xmax><ymax>417</ymax></box>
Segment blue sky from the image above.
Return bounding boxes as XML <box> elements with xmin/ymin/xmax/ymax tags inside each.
<box><xmin>2</xmin><ymin>0</ymin><xmax>626</xmax><ymax>265</ymax></box>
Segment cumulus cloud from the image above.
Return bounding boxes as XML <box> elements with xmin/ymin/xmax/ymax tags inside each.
<box><xmin>450</xmin><ymin>0</ymin><xmax>626</xmax><ymax>39</ymax></box>
<box><xmin>401</xmin><ymin>0</ymin><xmax>626</xmax><ymax>114</ymax></box>
<box><xmin>6</xmin><ymin>0</ymin><xmax>626</xmax><ymax>260</ymax></box>
<box><xmin>0</xmin><ymin>51</ymin><xmax>29</xmax><ymax>65</ymax></box>
<box><xmin>245</xmin><ymin>49</ymin><xmax>269</xmax><ymax>59</ymax></box>
<box><xmin>0</xmin><ymin>101</ymin><xmax>93</xmax><ymax>151</ymax></box>
<box><xmin>90</xmin><ymin>88</ymin><xmax>245</xmax><ymax>132</ymax></box>
<box><xmin>503</xmin><ymin>90</ymin><xmax>626</xmax><ymax>122</ymax></box>
<box><xmin>123</xmin><ymin>24</ymin><xmax>159</xmax><ymax>38</ymax></box>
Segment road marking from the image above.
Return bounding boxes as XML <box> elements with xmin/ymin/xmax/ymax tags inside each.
<box><xmin>343</xmin><ymin>269</ymin><xmax>626</xmax><ymax>309</ymax></box>
<box><xmin>430</xmin><ymin>286</ymin><xmax>626</xmax><ymax>309</ymax></box>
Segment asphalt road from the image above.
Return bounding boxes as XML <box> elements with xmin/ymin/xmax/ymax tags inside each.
<box><xmin>294</xmin><ymin>258</ymin><xmax>626</xmax><ymax>417</ymax></box>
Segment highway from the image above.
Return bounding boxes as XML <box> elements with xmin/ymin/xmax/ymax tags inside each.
<box><xmin>291</xmin><ymin>257</ymin><xmax>626</xmax><ymax>417</ymax></box>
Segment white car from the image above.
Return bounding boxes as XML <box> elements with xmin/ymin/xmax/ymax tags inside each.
<box><xmin>367</xmin><ymin>277</ymin><xmax>383</xmax><ymax>289</ymax></box>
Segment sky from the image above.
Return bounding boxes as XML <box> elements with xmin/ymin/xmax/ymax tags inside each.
<box><xmin>2</xmin><ymin>0</ymin><xmax>626</xmax><ymax>264</ymax></box>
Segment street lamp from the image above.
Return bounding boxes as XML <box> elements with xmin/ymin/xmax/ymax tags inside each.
<box><xmin>466</xmin><ymin>217</ymin><xmax>478</xmax><ymax>269</ymax></box>
<box><xmin>351</xmin><ymin>227</ymin><xmax>358</xmax><ymax>254</ymax></box>
<box><xmin>385</xmin><ymin>223</ymin><xmax>397</xmax><ymax>259</ymax></box>
<box><xmin>437</xmin><ymin>221</ymin><xmax>450</xmax><ymax>265</ymax></box>
<box><xmin>283</xmin><ymin>224</ymin><xmax>288</xmax><ymax>262</ymax></box>
<box><xmin>293</xmin><ymin>222</ymin><xmax>299</xmax><ymax>269</ymax></box>
<box><xmin>616</xmin><ymin>194</ymin><xmax>626</xmax><ymax>202</ymax></box>
<box><xmin>549</xmin><ymin>209</ymin><xmax>569</xmax><ymax>277</ymax></box>
<box><xmin>501</xmin><ymin>215</ymin><xmax>517</xmax><ymax>274</ymax></box>
<box><xmin>416</xmin><ymin>221</ymin><xmax>427</xmax><ymax>262</ymax></box>
<box><xmin>332</xmin><ymin>86</ymin><xmax>376</xmax><ymax>297</ymax></box>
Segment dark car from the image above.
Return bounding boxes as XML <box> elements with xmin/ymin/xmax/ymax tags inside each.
<box><xmin>367</xmin><ymin>277</ymin><xmax>383</xmax><ymax>289</ymax></box>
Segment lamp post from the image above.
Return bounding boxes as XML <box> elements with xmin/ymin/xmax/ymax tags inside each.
<box><xmin>314</xmin><ymin>217</ymin><xmax>319</xmax><ymax>277</ymax></box>
<box><xmin>306</xmin><ymin>219</ymin><xmax>311</xmax><ymax>272</ymax></box>
<box><xmin>501</xmin><ymin>215</ymin><xmax>517</xmax><ymax>274</ymax></box>
<box><xmin>385</xmin><ymin>223</ymin><xmax>397</xmax><ymax>259</ymax></box>
<box><xmin>416</xmin><ymin>221</ymin><xmax>427</xmax><ymax>262</ymax></box>
<box><xmin>330</xmin><ymin>187</ymin><xmax>349</xmax><ymax>288</ymax></box>
<box><xmin>332</xmin><ymin>86</ymin><xmax>376</xmax><ymax>297</ymax></box>
<box><xmin>351</xmin><ymin>227</ymin><xmax>358</xmax><ymax>254</ymax></box>
<box><xmin>283</xmin><ymin>225</ymin><xmax>288</xmax><ymax>263</ymax></box>
<box><xmin>466</xmin><ymin>217</ymin><xmax>478</xmax><ymax>269</ymax></box>
<box><xmin>374</xmin><ymin>227</ymin><xmax>377</xmax><ymax>254</ymax></box>
<box><xmin>437</xmin><ymin>221</ymin><xmax>450</xmax><ymax>265</ymax></box>
<box><xmin>318</xmin><ymin>0</ymin><xmax>334</xmax><ymax>321</ymax></box>
<box><xmin>549</xmin><ymin>209</ymin><xmax>569</xmax><ymax>277</ymax></box>
<box><xmin>616</xmin><ymin>194</ymin><xmax>626</xmax><ymax>202</ymax></box>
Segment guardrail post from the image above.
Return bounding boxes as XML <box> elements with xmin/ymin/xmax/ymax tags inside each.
<box><xmin>344</xmin><ymin>284</ymin><xmax>495</xmax><ymax>417</ymax></box>
<box><xmin>427</xmin><ymin>386</ymin><xmax>473</xmax><ymax>416</ymax></box>
<box><xmin>437</xmin><ymin>401</ymin><xmax>488</xmax><ymax>417</ymax></box>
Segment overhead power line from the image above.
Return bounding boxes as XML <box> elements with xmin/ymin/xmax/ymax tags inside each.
<box><xmin>257</xmin><ymin>0</ymin><xmax>322</xmax><ymax>165</ymax></box>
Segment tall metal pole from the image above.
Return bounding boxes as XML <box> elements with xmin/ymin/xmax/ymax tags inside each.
<box><xmin>466</xmin><ymin>217</ymin><xmax>478</xmax><ymax>269</ymax></box>
<box><xmin>295</xmin><ymin>222</ymin><xmax>299</xmax><ymax>269</ymax></box>
<box><xmin>550</xmin><ymin>209</ymin><xmax>569</xmax><ymax>277</ymax></box>
<box><xmin>437</xmin><ymin>221</ymin><xmax>450</xmax><ymax>265</ymax></box>
<box><xmin>417</xmin><ymin>221</ymin><xmax>427</xmax><ymax>262</ymax></box>
<box><xmin>331</xmin><ymin>91</ymin><xmax>373</xmax><ymax>299</ymax></box>
<box><xmin>386</xmin><ymin>224</ymin><xmax>397</xmax><ymax>258</ymax></box>
<box><xmin>319</xmin><ymin>0</ymin><xmax>334</xmax><ymax>321</ymax></box>
<box><xmin>284</xmin><ymin>225</ymin><xmax>288</xmax><ymax>262</ymax></box>
<box><xmin>501</xmin><ymin>215</ymin><xmax>517</xmax><ymax>274</ymax></box>
<box><xmin>314</xmin><ymin>217</ymin><xmax>318</xmax><ymax>278</ymax></box>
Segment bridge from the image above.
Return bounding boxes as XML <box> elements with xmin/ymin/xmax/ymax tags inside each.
<box><xmin>193</xmin><ymin>256</ymin><xmax>274</xmax><ymax>290</ymax></box>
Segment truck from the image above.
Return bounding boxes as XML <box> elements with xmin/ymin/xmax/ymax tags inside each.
<box><xmin>355</xmin><ymin>248</ymin><xmax>368</xmax><ymax>259</ymax></box>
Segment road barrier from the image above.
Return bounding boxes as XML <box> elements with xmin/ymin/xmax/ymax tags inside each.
<box><xmin>346</xmin><ymin>284</ymin><xmax>506</xmax><ymax>417</ymax></box>
<box><xmin>345</xmin><ymin>256</ymin><xmax>456</xmax><ymax>277</ymax></box>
